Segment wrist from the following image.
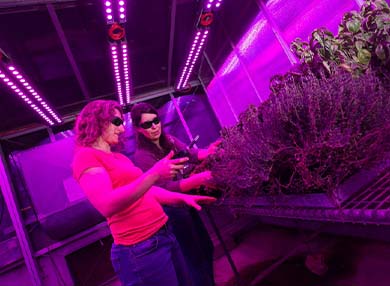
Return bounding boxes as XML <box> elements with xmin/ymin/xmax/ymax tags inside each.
<box><xmin>145</xmin><ymin>168</ymin><xmax>160</xmax><ymax>182</ymax></box>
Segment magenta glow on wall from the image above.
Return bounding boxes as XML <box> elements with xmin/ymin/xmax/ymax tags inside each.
<box><xmin>206</xmin><ymin>0</ymin><xmax>358</xmax><ymax>127</ymax></box>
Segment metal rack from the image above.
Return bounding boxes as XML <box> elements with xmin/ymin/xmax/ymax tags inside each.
<box><xmin>222</xmin><ymin>167</ymin><xmax>390</xmax><ymax>227</ymax></box>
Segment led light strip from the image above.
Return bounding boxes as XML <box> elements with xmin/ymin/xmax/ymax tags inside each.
<box><xmin>176</xmin><ymin>30</ymin><xmax>209</xmax><ymax>90</ymax></box>
<box><xmin>205</xmin><ymin>0</ymin><xmax>223</xmax><ymax>10</ymax></box>
<box><xmin>104</xmin><ymin>0</ymin><xmax>131</xmax><ymax>105</ymax></box>
<box><xmin>104</xmin><ymin>0</ymin><xmax>127</xmax><ymax>24</ymax></box>
<box><xmin>104</xmin><ymin>1</ymin><xmax>114</xmax><ymax>23</ymax></box>
<box><xmin>121</xmin><ymin>43</ymin><xmax>131</xmax><ymax>104</ymax></box>
<box><xmin>0</xmin><ymin>68</ymin><xmax>56</xmax><ymax>125</ymax></box>
<box><xmin>110</xmin><ymin>44</ymin><xmax>124</xmax><ymax>105</ymax></box>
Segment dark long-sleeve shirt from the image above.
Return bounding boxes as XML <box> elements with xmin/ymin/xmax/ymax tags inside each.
<box><xmin>133</xmin><ymin>135</ymin><xmax>199</xmax><ymax>192</ymax></box>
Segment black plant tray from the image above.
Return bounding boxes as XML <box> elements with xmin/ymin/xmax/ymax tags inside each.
<box><xmin>221</xmin><ymin>156</ymin><xmax>390</xmax><ymax>209</ymax></box>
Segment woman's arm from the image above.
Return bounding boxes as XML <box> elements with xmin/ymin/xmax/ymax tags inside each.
<box><xmin>178</xmin><ymin>171</ymin><xmax>213</xmax><ymax>192</ymax></box>
<box><xmin>149</xmin><ymin>186</ymin><xmax>216</xmax><ymax>211</ymax></box>
<box><xmin>134</xmin><ymin>150</ymin><xmax>212</xmax><ymax>193</ymax></box>
<box><xmin>79</xmin><ymin>151</ymin><xmax>187</xmax><ymax>217</ymax></box>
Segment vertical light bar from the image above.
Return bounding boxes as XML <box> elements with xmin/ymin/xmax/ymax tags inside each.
<box><xmin>121</xmin><ymin>42</ymin><xmax>131</xmax><ymax>104</ymax></box>
<box><xmin>176</xmin><ymin>30</ymin><xmax>209</xmax><ymax>90</ymax></box>
<box><xmin>215</xmin><ymin>0</ymin><xmax>223</xmax><ymax>9</ymax></box>
<box><xmin>176</xmin><ymin>31</ymin><xmax>202</xmax><ymax>89</ymax></box>
<box><xmin>182</xmin><ymin>30</ymin><xmax>209</xmax><ymax>88</ymax></box>
<box><xmin>0</xmin><ymin>69</ymin><xmax>55</xmax><ymax>125</ymax></box>
<box><xmin>7</xmin><ymin>66</ymin><xmax>62</xmax><ymax>123</ymax></box>
<box><xmin>117</xmin><ymin>0</ymin><xmax>127</xmax><ymax>23</ymax></box>
<box><xmin>104</xmin><ymin>1</ymin><xmax>114</xmax><ymax>23</ymax></box>
<box><xmin>205</xmin><ymin>0</ymin><xmax>222</xmax><ymax>10</ymax></box>
<box><xmin>110</xmin><ymin>45</ymin><xmax>124</xmax><ymax>105</ymax></box>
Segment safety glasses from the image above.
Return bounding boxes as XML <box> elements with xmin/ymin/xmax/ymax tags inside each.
<box><xmin>111</xmin><ymin>116</ymin><xmax>124</xmax><ymax>127</ymax></box>
<box><xmin>139</xmin><ymin>117</ymin><xmax>160</xmax><ymax>129</ymax></box>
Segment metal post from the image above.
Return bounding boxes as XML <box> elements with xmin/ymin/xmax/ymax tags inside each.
<box><xmin>256</xmin><ymin>0</ymin><xmax>297</xmax><ymax>66</ymax></box>
<box><xmin>0</xmin><ymin>144</ymin><xmax>42</xmax><ymax>286</ymax></box>
<box><xmin>169</xmin><ymin>94</ymin><xmax>194</xmax><ymax>143</ymax></box>
<box><xmin>203</xmin><ymin>52</ymin><xmax>238</xmax><ymax>122</ymax></box>
<box><xmin>221</xmin><ymin>28</ymin><xmax>264</xmax><ymax>103</ymax></box>
<box><xmin>169</xmin><ymin>95</ymin><xmax>241</xmax><ymax>285</ymax></box>
<box><xmin>205</xmin><ymin>208</ymin><xmax>242</xmax><ymax>286</ymax></box>
<box><xmin>47</xmin><ymin>3</ymin><xmax>90</xmax><ymax>100</ymax></box>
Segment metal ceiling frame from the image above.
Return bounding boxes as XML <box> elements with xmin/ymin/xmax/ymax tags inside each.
<box><xmin>47</xmin><ymin>3</ymin><xmax>90</xmax><ymax>100</ymax></box>
<box><xmin>167</xmin><ymin>0</ymin><xmax>177</xmax><ymax>87</ymax></box>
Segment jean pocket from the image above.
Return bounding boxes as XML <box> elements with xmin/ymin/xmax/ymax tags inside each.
<box><xmin>131</xmin><ymin>235</ymin><xmax>159</xmax><ymax>258</ymax></box>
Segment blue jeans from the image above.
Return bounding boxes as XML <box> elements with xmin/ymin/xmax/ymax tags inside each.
<box><xmin>111</xmin><ymin>225</ymin><xmax>192</xmax><ymax>286</ymax></box>
<box><xmin>164</xmin><ymin>207</ymin><xmax>215</xmax><ymax>286</ymax></box>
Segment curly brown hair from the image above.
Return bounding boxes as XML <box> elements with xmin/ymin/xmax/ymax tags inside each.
<box><xmin>74</xmin><ymin>100</ymin><xmax>123</xmax><ymax>147</ymax></box>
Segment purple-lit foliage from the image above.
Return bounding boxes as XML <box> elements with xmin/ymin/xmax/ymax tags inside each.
<box><xmin>197</xmin><ymin>0</ymin><xmax>390</xmax><ymax>198</ymax></box>
<box><xmin>200</xmin><ymin>69</ymin><xmax>390</xmax><ymax>197</ymax></box>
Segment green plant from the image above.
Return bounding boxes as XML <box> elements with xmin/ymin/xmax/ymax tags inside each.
<box><xmin>291</xmin><ymin>0</ymin><xmax>390</xmax><ymax>77</ymax></box>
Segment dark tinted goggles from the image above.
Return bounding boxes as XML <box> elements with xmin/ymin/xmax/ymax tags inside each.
<box><xmin>111</xmin><ymin>116</ymin><xmax>124</xmax><ymax>127</ymax></box>
<box><xmin>139</xmin><ymin>117</ymin><xmax>160</xmax><ymax>129</ymax></box>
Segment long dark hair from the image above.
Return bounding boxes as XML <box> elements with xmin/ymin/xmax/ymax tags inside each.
<box><xmin>130</xmin><ymin>102</ymin><xmax>175</xmax><ymax>154</ymax></box>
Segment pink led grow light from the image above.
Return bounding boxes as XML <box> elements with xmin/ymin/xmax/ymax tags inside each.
<box><xmin>0</xmin><ymin>67</ymin><xmax>60</xmax><ymax>125</ymax></box>
<box><xmin>104</xmin><ymin>0</ymin><xmax>131</xmax><ymax>105</ymax></box>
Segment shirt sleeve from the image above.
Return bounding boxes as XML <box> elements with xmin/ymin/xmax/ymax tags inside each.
<box><xmin>133</xmin><ymin>149</ymin><xmax>182</xmax><ymax>192</ymax></box>
<box><xmin>72</xmin><ymin>148</ymin><xmax>103</xmax><ymax>181</ymax></box>
<box><xmin>170</xmin><ymin>136</ymin><xmax>200</xmax><ymax>164</ymax></box>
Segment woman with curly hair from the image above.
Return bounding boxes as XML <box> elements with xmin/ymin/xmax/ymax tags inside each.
<box><xmin>72</xmin><ymin>100</ymin><xmax>216</xmax><ymax>286</ymax></box>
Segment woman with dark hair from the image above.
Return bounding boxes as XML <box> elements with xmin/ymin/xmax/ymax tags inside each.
<box><xmin>131</xmin><ymin>102</ymin><xmax>219</xmax><ymax>286</ymax></box>
<box><xmin>72</xmin><ymin>100</ymin><xmax>216</xmax><ymax>286</ymax></box>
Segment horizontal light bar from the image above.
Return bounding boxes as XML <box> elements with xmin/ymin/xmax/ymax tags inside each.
<box><xmin>7</xmin><ymin>65</ymin><xmax>62</xmax><ymax>124</ymax></box>
<box><xmin>0</xmin><ymin>69</ymin><xmax>56</xmax><ymax>125</ymax></box>
<box><xmin>176</xmin><ymin>30</ymin><xmax>209</xmax><ymax>90</ymax></box>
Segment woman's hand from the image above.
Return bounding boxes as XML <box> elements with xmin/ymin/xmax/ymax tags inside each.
<box><xmin>207</xmin><ymin>139</ymin><xmax>222</xmax><ymax>156</ymax></box>
<box><xmin>149</xmin><ymin>150</ymin><xmax>188</xmax><ymax>180</ymax></box>
<box><xmin>181</xmin><ymin>195</ymin><xmax>217</xmax><ymax>211</ymax></box>
<box><xmin>197</xmin><ymin>139</ymin><xmax>222</xmax><ymax>161</ymax></box>
<box><xmin>192</xmin><ymin>171</ymin><xmax>215</xmax><ymax>188</ymax></box>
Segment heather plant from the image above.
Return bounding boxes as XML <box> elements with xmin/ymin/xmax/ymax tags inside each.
<box><xmin>196</xmin><ymin>0</ymin><xmax>390</xmax><ymax>199</ymax></box>
<box><xmin>201</xmin><ymin>69</ymin><xmax>390</xmax><ymax>198</ymax></box>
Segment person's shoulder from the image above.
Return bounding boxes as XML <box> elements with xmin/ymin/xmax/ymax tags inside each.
<box><xmin>74</xmin><ymin>146</ymin><xmax>98</xmax><ymax>158</ymax></box>
<box><xmin>133</xmin><ymin>148</ymin><xmax>154</xmax><ymax>159</ymax></box>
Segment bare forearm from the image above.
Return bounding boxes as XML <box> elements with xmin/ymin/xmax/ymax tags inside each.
<box><xmin>197</xmin><ymin>148</ymin><xmax>208</xmax><ymax>161</ymax></box>
<box><xmin>179</xmin><ymin>174</ymin><xmax>204</xmax><ymax>192</ymax></box>
<box><xmin>81</xmin><ymin>169</ymin><xmax>160</xmax><ymax>217</ymax></box>
<box><xmin>149</xmin><ymin>186</ymin><xmax>187</xmax><ymax>206</ymax></box>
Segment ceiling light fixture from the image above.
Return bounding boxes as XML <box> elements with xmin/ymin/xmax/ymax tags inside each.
<box><xmin>0</xmin><ymin>68</ymin><xmax>58</xmax><ymax>125</ymax></box>
<box><xmin>103</xmin><ymin>0</ymin><xmax>131</xmax><ymax>106</ymax></box>
<box><xmin>175</xmin><ymin>0</ymin><xmax>223</xmax><ymax>91</ymax></box>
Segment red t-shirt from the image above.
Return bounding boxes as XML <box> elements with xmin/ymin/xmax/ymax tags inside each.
<box><xmin>72</xmin><ymin>147</ymin><xmax>168</xmax><ymax>245</ymax></box>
